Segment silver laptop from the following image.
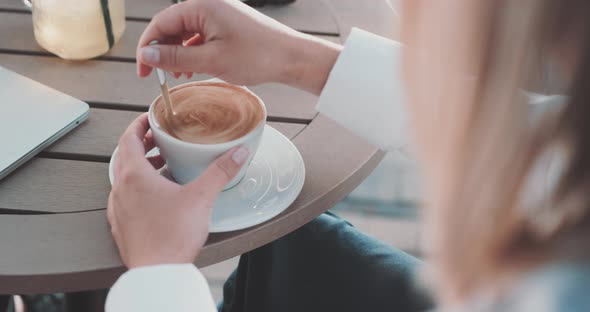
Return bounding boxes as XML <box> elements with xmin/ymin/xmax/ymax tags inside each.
<box><xmin>0</xmin><ymin>66</ymin><xmax>89</xmax><ymax>180</ymax></box>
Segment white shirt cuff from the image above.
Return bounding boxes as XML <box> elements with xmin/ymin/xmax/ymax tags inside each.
<box><xmin>106</xmin><ymin>264</ymin><xmax>216</xmax><ymax>312</ymax></box>
<box><xmin>316</xmin><ymin>28</ymin><xmax>407</xmax><ymax>152</ymax></box>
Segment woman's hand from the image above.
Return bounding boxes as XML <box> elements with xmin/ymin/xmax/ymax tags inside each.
<box><xmin>107</xmin><ymin>114</ymin><xmax>249</xmax><ymax>269</ymax></box>
<box><xmin>136</xmin><ymin>0</ymin><xmax>342</xmax><ymax>95</ymax></box>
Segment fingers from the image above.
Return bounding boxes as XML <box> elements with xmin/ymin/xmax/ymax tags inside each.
<box><xmin>187</xmin><ymin>146</ymin><xmax>250</xmax><ymax>195</ymax></box>
<box><xmin>184</xmin><ymin>33</ymin><xmax>203</xmax><ymax>46</ymax></box>
<box><xmin>171</xmin><ymin>72</ymin><xmax>193</xmax><ymax>79</ymax></box>
<box><xmin>117</xmin><ymin>114</ymin><xmax>168</xmax><ymax>176</ymax></box>
<box><xmin>175</xmin><ymin>35</ymin><xmax>202</xmax><ymax>79</ymax></box>
<box><xmin>138</xmin><ymin>1</ymin><xmax>198</xmax><ymax>47</ymax></box>
<box><xmin>116</xmin><ymin>114</ymin><xmax>158</xmax><ymax>177</ymax></box>
<box><xmin>143</xmin><ymin>130</ymin><xmax>156</xmax><ymax>151</ymax></box>
<box><xmin>107</xmin><ymin>192</ymin><xmax>120</xmax><ymax>241</ymax></box>
<box><xmin>121</xmin><ymin>113</ymin><xmax>151</xmax><ymax>146</ymax></box>
<box><xmin>107</xmin><ymin>192</ymin><xmax>126</xmax><ymax>265</ymax></box>
<box><xmin>137</xmin><ymin>1</ymin><xmax>204</xmax><ymax>76</ymax></box>
<box><xmin>107</xmin><ymin>192</ymin><xmax>115</xmax><ymax>227</ymax></box>
<box><xmin>147</xmin><ymin>154</ymin><xmax>166</xmax><ymax>170</ymax></box>
<box><xmin>138</xmin><ymin>43</ymin><xmax>219</xmax><ymax>75</ymax></box>
<box><xmin>139</xmin><ymin>34</ymin><xmax>202</xmax><ymax>77</ymax></box>
<box><xmin>143</xmin><ymin>130</ymin><xmax>166</xmax><ymax>169</ymax></box>
<box><xmin>118</xmin><ymin>113</ymin><xmax>150</xmax><ymax>158</ymax></box>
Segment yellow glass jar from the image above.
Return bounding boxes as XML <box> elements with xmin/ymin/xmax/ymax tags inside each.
<box><xmin>24</xmin><ymin>0</ymin><xmax>126</xmax><ymax>60</ymax></box>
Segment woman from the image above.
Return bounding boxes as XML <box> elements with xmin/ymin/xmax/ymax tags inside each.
<box><xmin>106</xmin><ymin>0</ymin><xmax>590</xmax><ymax>311</ymax></box>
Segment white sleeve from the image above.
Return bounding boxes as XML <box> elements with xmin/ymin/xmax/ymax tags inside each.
<box><xmin>105</xmin><ymin>264</ymin><xmax>216</xmax><ymax>312</ymax></box>
<box><xmin>316</xmin><ymin>28</ymin><xmax>407</xmax><ymax>152</ymax></box>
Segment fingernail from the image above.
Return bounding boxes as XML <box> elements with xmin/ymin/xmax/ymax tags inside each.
<box><xmin>141</xmin><ymin>47</ymin><xmax>160</xmax><ymax>64</ymax></box>
<box><xmin>232</xmin><ymin>147</ymin><xmax>250</xmax><ymax>165</ymax></box>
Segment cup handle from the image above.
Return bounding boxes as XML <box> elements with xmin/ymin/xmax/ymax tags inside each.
<box><xmin>22</xmin><ymin>0</ymin><xmax>32</xmax><ymax>10</ymax></box>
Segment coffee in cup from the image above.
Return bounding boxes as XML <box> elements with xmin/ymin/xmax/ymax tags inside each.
<box><xmin>148</xmin><ymin>81</ymin><xmax>267</xmax><ymax>189</ymax></box>
<box><xmin>154</xmin><ymin>82</ymin><xmax>264</xmax><ymax>144</ymax></box>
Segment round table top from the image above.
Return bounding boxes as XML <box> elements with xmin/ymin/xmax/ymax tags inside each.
<box><xmin>0</xmin><ymin>0</ymin><xmax>394</xmax><ymax>294</ymax></box>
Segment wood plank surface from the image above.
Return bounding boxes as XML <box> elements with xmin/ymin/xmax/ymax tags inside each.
<box><xmin>0</xmin><ymin>210</ymin><xmax>122</xmax><ymax>279</ymax></box>
<box><xmin>0</xmin><ymin>159</ymin><xmax>110</xmax><ymax>214</ymax></box>
<box><xmin>0</xmin><ymin>0</ymin><xmax>339</xmax><ymax>35</ymax></box>
<box><xmin>0</xmin><ymin>11</ymin><xmax>339</xmax><ymax>60</ymax></box>
<box><xmin>44</xmin><ymin>109</ymin><xmax>141</xmax><ymax>161</ymax></box>
<box><xmin>0</xmin><ymin>115</ymin><xmax>383</xmax><ymax>293</ymax></box>
<box><xmin>0</xmin><ymin>120</ymin><xmax>304</xmax><ymax>214</ymax></box>
<box><xmin>44</xmin><ymin>108</ymin><xmax>306</xmax><ymax>161</ymax></box>
<box><xmin>1</xmin><ymin>54</ymin><xmax>318</xmax><ymax>120</ymax></box>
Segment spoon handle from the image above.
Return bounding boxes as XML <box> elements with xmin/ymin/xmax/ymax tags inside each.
<box><xmin>149</xmin><ymin>41</ymin><xmax>176</xmax><ymax>123</ymax></box>
<box><xmin>155</xmin><ymin>66</ymin><xmax>167</xmax><ymax>86</ymax></box>
<box><xmin>159</xmin><ymin>80</ymin><xmax>175</xmax><ymax>121</ymax></box>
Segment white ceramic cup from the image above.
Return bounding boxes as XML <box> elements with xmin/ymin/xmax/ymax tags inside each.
<box><xmin>148</xmin><ymin>81</ymin><xmax>267</xmax><ymax>190</ymax></box>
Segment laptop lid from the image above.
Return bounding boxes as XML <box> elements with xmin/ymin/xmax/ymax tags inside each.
<box><xmin>0</xmin><ymin>66</ymin><xmax>89</xmax><ymax>180</ymax></box>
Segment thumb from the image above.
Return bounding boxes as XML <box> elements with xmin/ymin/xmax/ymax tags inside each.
<box><xmin>187</xmin><ymin>146</ymin><xmax>250</xmax><ymax>195</ymax></box>
<box><xmin>139</xmin><ymin>43</ymin><xmax>218</xmax><ymax>74</ymax></box>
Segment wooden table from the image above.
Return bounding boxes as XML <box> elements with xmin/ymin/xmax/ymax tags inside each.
<box><xmin>0</xmin><ymin>0</ymin><xmax>392</xmax><ymax>298</ymax></box>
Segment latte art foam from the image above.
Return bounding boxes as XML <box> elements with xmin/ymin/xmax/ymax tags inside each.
<box><xmin>155</xmin><ymin>82</ymin><xmax>264</xmax><ymax>144</ymax></box>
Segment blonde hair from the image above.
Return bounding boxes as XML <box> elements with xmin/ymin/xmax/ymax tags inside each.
<box><xmin>403</xmin><ymin>0</ymin><xmax>590</xmax><ymax>303</ymax></box>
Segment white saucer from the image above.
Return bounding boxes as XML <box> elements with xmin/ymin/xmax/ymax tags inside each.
<box><xmin>109</xmin><ymin>125</ymin><xmax>305</xmax><ymax>233</ymax></box>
